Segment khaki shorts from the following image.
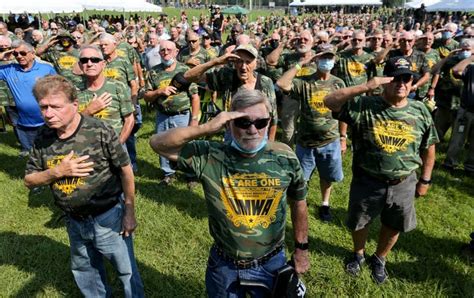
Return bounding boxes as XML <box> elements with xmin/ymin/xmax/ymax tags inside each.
<box><xmin>346</xmin><ymin>171</ymin><xmax>417</xmax><ymax>232</ymax></box>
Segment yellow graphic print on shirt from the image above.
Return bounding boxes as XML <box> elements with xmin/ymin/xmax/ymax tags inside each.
<box><xmin>411</xmin><ymin>62</ymin><xmax>418</xmax><ymax>72</ymax></box>
<box><xmin>58</xmin><ymin>55</ymin><xmax>78</xmax><ymax>70</ymax></box>
<box><xmin>116</xmin><ymin>49</ymin><xmax>126</xmax><ymax>58</ymax></box>
<box><xmin>348</xmin><ymin>61</ymin><xmax>366</xmax><ymax>77</ymax></box>
<box><xmin>47</xmin><ymin>155</ymin><xmax>85</xmax><ymax>196</ymax></box>
<box><xmin>373</xmin><ymin>120</ymin><xmax>416</xmax><ymax>153</ymax></box>
<box><xmin>309</xmin><ymin>90</ymin><xmax>330</xmax><ymax>114</ymax></box>
<box><xmin>296</xmin><ymin>67</ymin><xmax>312</xmax><ymax>77</ymax></box>
<box><xmin>220</xmin><ymin>173</ymin><xmax>283</xmax><ymax>229</ymax></box>
<box><xmin>78</xmin><ymin>102</ymin><xmax>110</xmax><ymax>119</ymax></box>
<box><xmin>103</xmin><ymin>68</ymin><xmax>121</xmax><ymax>80</ymax></box>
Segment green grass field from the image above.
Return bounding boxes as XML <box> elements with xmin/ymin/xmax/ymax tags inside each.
<box><xmin>0</xmin><ymin>108</ymin><xmax>472</xmax><ymax>297</ymax></box>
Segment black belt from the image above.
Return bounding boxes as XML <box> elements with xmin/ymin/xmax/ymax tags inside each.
<box><xmin>213</xmin><ymin>244</ymin><xmax>284</xmax><ymax>269</ymax></box>
<box><xmin>354</xmin><ymin>167</ymin><xmax>410</xmax><ymax>186</ymax></box>
<box><xmin>68</xmin><ymin>200</ymin><xmax>120</xmax><ymax>221</ymax></box>
<box><xmin>160</xmin><ymin>109</ymin><xmax>190</xmax><ymax>116</ymax></box>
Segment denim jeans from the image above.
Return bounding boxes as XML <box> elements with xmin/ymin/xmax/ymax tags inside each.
<box><xmin>205</xmin><ymin>246</ymin><xmax>286</xmax><ymax>298</ymax></box>
<box><xmin>156</xmin><ymin>111</ymin><xmax>190</xmax><ymax>176</ymax></box>
<box><xmin>66</xmin><ymin>201</ymin><xmax>144</xmax><ymax>298</ymax></box>
<box><xmin>296</xmin><ymin>139</ymin><xmax>344</xmax><ymax>182</ymax></box>
<box><xmin>16</xmin><ymin>125</ymin><xmax>40</xmax><ymax>153</ymax></box>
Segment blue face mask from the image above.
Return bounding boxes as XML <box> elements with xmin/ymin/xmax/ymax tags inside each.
<box><xmin>442</xmin><ymin>31</ymin><xmax>452</xmax><ymax>40</ymax></box>
<box><xmin>230</xmin><ymin>135</ymin><xmax>268</xmax><ymax>155</ymax></box>
<box><xmin>459</xmin><ymin>50</ymin><xmax>472</xmax><ymax>59</ymax></box>
<box><xmin>162</xmin><ymin>58</ymin><xmax>174</xmax><ymax>66</ymax></box>
<box><xmin>318</xmin><ymin>58</ymin><xmax>335</xmax><ymax>73</ymax></box>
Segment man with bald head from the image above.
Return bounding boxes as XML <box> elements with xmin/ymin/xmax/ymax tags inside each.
<box><xmin>144</xmin><ymin>40</ymin><xmax>200</xmax><ymax>186</ymax></box>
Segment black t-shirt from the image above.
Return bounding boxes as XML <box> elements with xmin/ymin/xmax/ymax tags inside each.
<box><xmin>461</xmin><ymin>64</ymin><xmax>474</xmax><ymax>112</ymax></box>
<box><xmin>212</xmin><ymin>13</ymin><xmax>223</xmax><ymax>30</ymax></box>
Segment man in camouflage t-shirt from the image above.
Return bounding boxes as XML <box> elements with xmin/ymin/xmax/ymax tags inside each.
<box><xmin>144</xmin><ymin>40</ymin><xmax>200</xmax><ymax>185</ymax></box>
<box><xmin>76</xmin><ymin>45</ymin><xmax>134</xmax><ymax>144</ymax></box>
<box><xmin>277</xmin><ymin>44</ymin><xmax>346</xmax><ymax>222</ymax></box>
<box><xmin>150</xmin><ymin>89</ymin><xmax>309</xmax><ymax>296</ymax></box>
<box><xmin>325</xmin><ymin>57</ymin><xmax>438</xmax><ymax>284</ymax></box>
<box><xmin>24</xmin><ymin>75</ymin><xmax>143</xmax><ymax>297</ymax></box>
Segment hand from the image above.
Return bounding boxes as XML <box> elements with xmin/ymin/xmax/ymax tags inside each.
<box><xmin>0</xmin><ymin>49</ymin><xmax>13</xmax><ymax>60</ymax></box>
<box><xmin>186</xmin><ymin>57</ymin><xmax>201</xmax><ymax>67</ymax></box>
<box><xmin>293</xmin><ymin>248</ymin><xmax>310</xmax><ymax>274</ymax></box>
<box><xmin>121</xmin><ymin>204</ymin><xmax>137</xmax><ymax>237</ymax></box>
<box><xmin>87</xmin><ymin>92</ymin><xmax>112</xmax><ymax>115</ymax></box>
<box><xmin>415</xmin><ymin>182</ymin><xmax>430</xmax><ymax>197</ymax></box>
<box><xmin>299</xmin><ymin>53</ymin><xmax>316</xmax><ymax>66</ymax></box>
<box><xmin>189</xmin><ymin>118</ymin><xmax>199</xmax><ymax>127</ymax></box>
<box><xmin>161</xmin><ymin>86</ymin><xmax>177</xmax><ymax>97</ymax></box>
<box><xmin>340</xmin><ymin>138</ymin><xmax>347</xmax><ymax>155</ymax></box>
<box><xmin>202</xmin><ymin>111</ymin><xmax>247</xmax><ymax>135</ymax></box>
<box><xmin>47</xmin><ymin>36</ymin><xmax>59</xmax><ymax>48</ymax></box>
<box><xmin>53</xmin><ymin>151</ymin><xmax>94</xmax><ymax>178</ymax></box>
<box><xmin>427</xmin><ymin>88</ymin><xmax>435</xmax><ymax>99</ymax></box>
<box><xmin>366</xmin><ymin>77</ymin><xmax>394</xmax><ymax>91</ymax></box>
<box><xmin>217</xmin><ymin>52</ymin><xmax>240</xmax><ymax>65</ymax></box>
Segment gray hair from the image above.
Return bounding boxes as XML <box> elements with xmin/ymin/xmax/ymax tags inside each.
<box><xmin>0</xmin><ymin>35</ymin><xmax>12</xmax><ymax>46</ymax></box>
<box><xmin>230</xmin><ymin>89</ymin><xmax>271</xmax><ymax>114</ymax></box>
<box><xmin>12</xmin><ymin>41</ymin><xmax>34</xmax><ymax>52</ymax></box>
<box><xmin>99</xmin><ymin>33</ymin><xmax>117</xmax><ymax>44</ymax></box>
<box><xmin>460</xmin><ymin>38</ymin><xmax>474</xmax><ymax>49</ymax></box>
<box><xmin>79</xmin><ymin>45</ymin><xmax>104</xmax><ymax>60</ymax></box>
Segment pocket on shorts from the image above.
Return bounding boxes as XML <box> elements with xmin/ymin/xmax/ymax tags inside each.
<box><xmin>95</xmin><ymin>203</ymin><xmax>122</xmax><ymax>229</ymax></box>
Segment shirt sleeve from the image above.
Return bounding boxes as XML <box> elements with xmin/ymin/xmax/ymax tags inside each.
<box><xmin>103</xmin><ymin>123</ymin><xmax>130</xmax><ymax>167</ymax></box>
<box><xmin>117</xmin><ymin>82</ymin><xmax>134</xmax><ymax>117</ymax></box>
<box><xmin>176</xmin><ymin>140</ymin><xmax>211</xmax><ymax>178</ymax></box>
<box><xmin>286</xmin><ymin>154</ymin><xmax>308</xmax><ymax>201</ymax></box>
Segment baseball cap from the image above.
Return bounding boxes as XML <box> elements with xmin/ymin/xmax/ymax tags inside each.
<box><xmin>383</xmin><ymin>56</ymin><xmax>416</xmax><ymax>77</ymax></box>
<box><xmin>316</xmin><ymin>43</ymin><xmax>336</xmax><ymax>56</ymax></box>
<box><xmin>234</xmin><ymin>44</ymin><xmax>258</xmax><ymax>59</ymax></box>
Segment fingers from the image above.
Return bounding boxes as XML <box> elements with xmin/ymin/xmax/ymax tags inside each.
<box><xmin>380</xmin><ymin>77</ymin><xmax>394</xmax><ymax>84</ymax></box>
<box><xmin>226</xmin><ymin>111</ymin><xmax>248</xmax><ymax>120</ymax></box>
<box><xmin>64</xmin><ymin>150</ymin><xmax>75</xmax><ymax>161</ymax></box>
<box><xmin>74</xmin><ymin>154</ymin><xmax>91</xmax><ymax>163</ymax></box>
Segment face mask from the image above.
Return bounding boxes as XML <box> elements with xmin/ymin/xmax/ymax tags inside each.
<box><xmin>442</xmin><ymin>31</ymin><xmax>452</xmax><ymax>40</ymax></box>
<box><xmin>459</xmin><ymin>50</ymin><xmax>472</xmax><ymax>59</ymax></box>
<box><xmin>162</xmin><ymin>58</ymin><xmax>174</xmax><ymax>66</ymax></box>
<box><xmin>318</xmin><ymin>58</ymin><xmax>335</xmax><ymax>73</ymax></box>
<box><xmin>230</xmin><ymin>134</ymin><xmax>268</xmax><ymax>155</ymax></box>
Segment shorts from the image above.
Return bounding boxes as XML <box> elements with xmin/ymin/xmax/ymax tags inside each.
<box><xmin>295</xmin><ymin>139</ymin><xmax>344</xmax><ymax>183</ymax></box>
<box><xmin>346</xmin><ymin>171</ymin><xmax>417</xmax><ymax>232</ymax></box>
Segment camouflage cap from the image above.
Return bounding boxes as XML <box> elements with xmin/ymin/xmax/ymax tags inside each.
<box><xmin>383</xmin><ymin>56</ymin><xmax>416</xmax><ymax>77</ymax></box>
<box><xmin>234</xmin><ymin>44</ymin><xmax>258</xmax><ymax>59</ymax></box>
<box><xmin>316</xmin><ymin>43</ymin><xmax>336</xmax><ymax>56</ymax></box>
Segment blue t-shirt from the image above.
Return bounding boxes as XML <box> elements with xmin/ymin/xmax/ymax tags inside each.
<box><xmin>0</xmin><ymin>60</ymin><xmax>56</xmax><ymax>127</ymax></box>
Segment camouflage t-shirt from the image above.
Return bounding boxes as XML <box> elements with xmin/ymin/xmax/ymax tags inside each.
<box><xmin>336</xmin><ymin>96</ymin><xmax>439</xmax><ymax>180</ymax></box>
<box><xmin>433</xmin><ymin>55</ymin><xmax>464</xmax><ymax>109</ymax></box>
<box><xmin>335</xmin><ymin>50</ymin><xmax>374</xmax><ymax>87</ymax></box>
<box><xmin>418</xmin><ymin>49</ymin><xmax>441</xmax><ymax>98</ymax></box>
<box><xmin>104</xmin><ymin>56</ymin><xmax>136</xmax><ymax>86</ymax></box>
<box><xmin>77</xmin><ymin>79</ymin><xmax>134</xmax><ymax>135</ymax></box>
<box><xmin>433</xmin><ymin>39</ymin><xmax>459</xmax><ymax>58</ymax></box>
<box><xmin>177</xmin><ymin>140</ymin><xmax>307</xmax><ymax>259</ymax></box>
<box><xmin>25</xmin><ymin>115</ymin><xmax>130</xmax><ymax>215</ymax></box>
<box><xmin>366</xmin><ymin>49</ymin><xmax>386</xmax><ymax>96</ymax></box>
<box><xmin>116</xmin><ymin>42</ymin><xmax>139</xmax><ymax>65</ymax></box>
<box><xmin>206</xmin><ymin>67</ymin><xmax>278</xmax><ymax>125</ymax></box>
<box><xmin>0</xmin><ymin>60</ymin><xmax>14</xmax><ymax>107</ymax></box>
<box><xmin>43</xmin><ymin>48</ymin><xmax>83</xmax><ymax>88</ymax></box>
<box><xmin>291</xmin><ymin>74</ymin><xmax>346</xmax><ymax>147</ymax></box>
<box><xmin>388</xmin><ymin>49</ymin><xmax>430</xmax><ymax>98</ymax></box>
<box><xmin>278</xmin><ymin>51</ymin><xmax>318</xmax><ymax>76</ymax></box>
<box><xmin>146</xmin><ymin>62</ymin><xmax>199</xmax><ymax>113</ymax></box>
<box><xmin>177</xmin><ymin>47</ymin><xmax>211</xmax><ymax>66</ymax></box>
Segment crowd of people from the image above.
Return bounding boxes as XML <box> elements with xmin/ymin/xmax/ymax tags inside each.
<box><xmin>0</xmin><ymin>6</ymin><xmax>473</xmax><ymax>297</ymax></box>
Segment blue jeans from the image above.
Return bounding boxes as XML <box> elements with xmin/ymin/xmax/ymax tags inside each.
<box><xmin>296</xmin><ymin>139</ymin><xmax>344</xmax><ymax>182</ymax></box>
<box><xmin>205</xmin><ymin>246</ymin><xmax>286</xmax><ymax>298</ymax></box>
<box><xmin>156</xmin><ymin>111</ymin><xmax>190</xmax><ymax>176</ymax></box>
<box><xmin>16</xmin><ymin>125</ymin><xmax>40</xmax><ymax>152</ymax></box>
<box><xmin>66</xmin><ymin>201</ymin><xmax>144</xmax><ymax>298</ymax></box>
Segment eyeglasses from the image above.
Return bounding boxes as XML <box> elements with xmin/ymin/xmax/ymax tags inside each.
<box><xmin>79</xmin><ymin>57</ymin><xmax>103</xmax><ymax>64</ymax></box>
<box><xmin>233</xmin><ymin>117</ymin><xmax>270</xmax><ymax>130</ymax></box>
<box><xmin>352</xmin><ymin>38</ymin><xmax>364</xmax><ymax>42</ymax></box>
<box><xmin>51</xmin><ymin>28</ymin><xmax>58</xmax><ymax>30</ymax></box>
<box><xmin>400</xmin><ymin>39</ymin><xmax>414</xmax><ymax>43</ymax></box>
<box><xmin>393</xmin><ymin>74</ymin><xmax>413</xmax><ymax>83</ymax></box>
<box><xmin>188</xmin><ymin>40</ymin><xmax>199</xmax><ymax>43</ymax></box>
<box><xmin>13</xmin><ymin>51</ymin><xmax>29</xmax><ymax>57</ymax></box>
<box><xmin>73</xmin><ymin>36</ymin><xmax>82</xmax><ymax>40</ymax></box>
<box><xmin>0</xmin><ymin>47</ymin><xmax>11</xmax><ymax>52</ymax></box>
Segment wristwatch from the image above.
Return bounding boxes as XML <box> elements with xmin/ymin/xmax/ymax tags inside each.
<box><xmin>295</xmin><ymin>241</ymin><xmax>309</xmax><ymax>250</ymax></box>
<box><xmin>418</xmin><ymin>177</ymin><xmax>432</xmax><ymax>185</ymax></box>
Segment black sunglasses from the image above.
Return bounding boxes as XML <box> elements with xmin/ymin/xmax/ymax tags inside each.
<box><xmin>188</xmin><ymin>40</ymin><xmax>199</xmax><ymax>43</ymax></box>
<box><xmin>233</xmin><ymin>118</ymin><xmax>270</xmax><ymax>130</ymax></box>
<box><xmin>79</xmin><ymin>57</ymin><xmax>103</xmax><ymax>64</ymax></box>
<box><xmin>393</xmin><ymin>74</ymin><xmax>413</xmax><ymax>83</ymax></box>
<box><xmin>13</xmin><ymin>51</ymin><xmax>29</xmax><ymax>57</ymax></box>
<box><xmin>0</xmin><ymin>47</ymin><xmax>11</xmax><ymax>52</ymax></box>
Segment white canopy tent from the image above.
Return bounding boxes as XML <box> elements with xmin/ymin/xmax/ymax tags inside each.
<box><xmin>81</xmin><ymin>0</ymin><xmax>162</xmax><ymax>12</ymax></box>
<box><xmin>289</xmin><ymin>0</ymin><xmax>382</xmax><ymax>6</ymax></box>
<box><xmin>404</xmin><ymin>0</ymin><xmax>441</xmax><ymax>9</ymax></box>
<box><xmin>426</xmin><ymin>0</ymin><xmax>474</xmax><ymax>11</ymax></box>
<box><xmin>0</xmin><ymin>0</ymin><xmax>84</xmax><ymax>14</ymax></box>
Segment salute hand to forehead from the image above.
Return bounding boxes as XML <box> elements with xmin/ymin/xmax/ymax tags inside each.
<box><xmin>202</xmin><ymin>111</ymin><xmax>248</xmax><ymax>135</ymax></box>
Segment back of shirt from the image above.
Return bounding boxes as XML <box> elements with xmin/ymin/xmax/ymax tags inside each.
<box><xmin>461</xmin><ymin>64</ymin><xmax>474</xmax><ymax>112</ymax></box>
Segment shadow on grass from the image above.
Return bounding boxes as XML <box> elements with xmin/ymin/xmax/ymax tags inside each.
<box><xmin>0</xmin><ymin>232</ymin><xmax>203</xmax><ymax>297</ymax></box>
<box><xmin>0</xmin><ymin>130</ymin><xmax>19</xmax><ymax>150</ymax></box>
<box><xmin>0</xmin><ymin>152</ymin><xmax>27</xmax><ymax>180</ymax></box>
<box><xmin>137</xmin><ymin>180</ymin><xmax>208</xmax><ymax>219</ymax></box>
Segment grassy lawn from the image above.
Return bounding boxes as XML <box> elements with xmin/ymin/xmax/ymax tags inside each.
<box><xmin>0</xmin><ymin>107</ymin><xmax>472</xmax><ymax>297</ymax></box>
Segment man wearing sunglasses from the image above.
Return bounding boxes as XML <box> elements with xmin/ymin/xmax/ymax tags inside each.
<box><xmin>150</xmin><ymin>89</ymin><xmax>309</xmax><ymax>296</ymax></box>
<box><xmin>277</xmin><ymin>44</ymin><xmax>346</xmax><ymax>223</ymax></box>
<box><xmin>324</xmin><ymin>56</ymin><xmax>438</xmax><ymax>284</ymax></box>
<box><xmin>177</xmin><ymin>31</ymin><xmax>211</xmax><ymax>68</ymax></box>
<box><xmin>0</xmin><ymin>41</ymin><xmax>56</xmax><ymax>156</ymax></box>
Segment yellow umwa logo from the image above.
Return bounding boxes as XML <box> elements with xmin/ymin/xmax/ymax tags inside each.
<box><xmin>373</xmin><ymin>120</ymin><xmax>416</xmax><ymax>153</ymax></box>
<box><xmin>47</xmin><ymin>155</ymin><xmax>85</xmax><ymax>195</ymax></box>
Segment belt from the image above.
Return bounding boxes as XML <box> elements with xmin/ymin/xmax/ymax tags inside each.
<box><xmin>213</xmin><ymin>244</ymin><xmax>284</xmax><ymax>269</ymax></box>
<box><xmin>68</xmin><ymin>200</ymin><xmax>119</xmax><ymax>221</ymax></box>
<box><xmin>355</xmin><ymin>167</ymin><xmax>410</xmax><ymax>186</ymax></box>
<box><xmin>160</xmin><ymin>109</ymin><xmax>190</xmax><ymax>116</ymax></box>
